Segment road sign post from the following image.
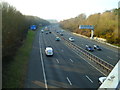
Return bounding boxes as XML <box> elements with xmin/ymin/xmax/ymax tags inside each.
<box><xmin>79</xmin><ymin>25</ymin><xmax>94</xmax><ymax>39</ymax></box>
<box><xmin>90</xmin><ymin>29</ymin><xmax>94</xmax><ymax>39</ymax></box>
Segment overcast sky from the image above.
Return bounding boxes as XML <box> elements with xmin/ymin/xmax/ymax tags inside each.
<box><xmin>2</xmin><ymin>0</ymin><xmax>119</xmax><ymax>21</ymax></box>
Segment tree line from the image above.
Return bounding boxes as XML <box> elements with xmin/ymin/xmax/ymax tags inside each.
<box><xmin>1</xmin><ymin>2</ymin><xmax>50</xmax><ymax>60</ymax></box>
<box><xmin>60</xmin><ymin>8</ymin><xmax>120</xmax><ymax>45</ymax></box>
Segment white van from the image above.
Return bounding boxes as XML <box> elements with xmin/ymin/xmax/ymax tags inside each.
<box><xmin>45</xmin><ymin>47</ymin><xmax>53</xmax><ymax>56</ymax></box>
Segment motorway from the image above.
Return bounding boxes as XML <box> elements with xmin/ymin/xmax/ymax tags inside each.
<box><xmin>25</xmin><ymin>24</ymin><xmax>119</xmax><ymax>88</ymax></box>
<box><xmin>54</xmin><ymin>25</ymin><xmax>119</xmax><ymax>66</ymax></box>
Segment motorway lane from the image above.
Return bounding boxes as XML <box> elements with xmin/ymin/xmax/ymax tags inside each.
<box><xmin>53</xmin><ymin>26</ymin><xmax>119</xmax><ymax>66</ymax></box>
<box><xmin>25</xmin><ymin>30</ymin><xmax>67</xmax><ymax>88</ymax></box>
<box><xmin>41</xmin><ymin>31</ymin><xmax>104</xmax><ymax>88</ymax></box>
<box><xmin>41</xmin><ymin>33</ymin><xmax>70</xmax><ymax>88</ymax></box>
<box><xmin>25</xmin><ymin>28</ymin><xmax>106</xmax><ymax>88</ymax></box>
<box><xmin>70</xmin><ymin>33</ymin><xmax>119</xmax><ymax>66</ymax></box>
<box><xmin>25</xmin><ymin>30</ymin><xmax>45</xmax><ymax>88</ymax></box>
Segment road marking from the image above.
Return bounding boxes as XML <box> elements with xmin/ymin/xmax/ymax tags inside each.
<box><xmin>67</xmin><ymin>77</ymin><xmax>72</xmax><ymax>85</ymax></box>
<box><xmin>107</xmin><ymin>56</ymin><xmax>112</xmax><ymax>59</ymax></box>
<box><xmin>68</xmin><ymin>47</ymin><xmax>107</xmax><ymax>76</ymax></box>
<box><xmin>56</xmin><ymin>59</ymin><xmax>59</xmax><ymax>63</ymax></box>
<box><xmin>39</xmin><ymin>33</ymin><xmax>48</xmax><ymax>89</ymax></box>
<box><xmin>70</xmin><ymin>59</ymin><xmax>73</xmax><ymax>62</ymax></box>
<box><xmin>85</xmin><ymin>75</ymin><xmax>93</xmax><ymax>83</ymax></box>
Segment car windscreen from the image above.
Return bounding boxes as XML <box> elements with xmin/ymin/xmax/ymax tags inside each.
<box><xmin>47</xmin><ymin>50</ymin><xmax>53</xmax><ymax>52</ymax></box>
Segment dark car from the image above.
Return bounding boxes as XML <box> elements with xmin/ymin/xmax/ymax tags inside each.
<box><xmin>46</xmin><ymin>32</ymin><xmax>48</xmax><ymax>34</ymax></box>
<box><xmin>93</xmin><ymin>45</ymin><xmax>102</xmax><ymax>50</ymax></box>
<box><xmin>85</xmin><ymin>45</ymin><xmax>94</xmax><ymax>52</ymax></box>
<box><xmin>60</xmin><ymin>33</ymin><xmax>63</xmax><ymax>36</ymax></box>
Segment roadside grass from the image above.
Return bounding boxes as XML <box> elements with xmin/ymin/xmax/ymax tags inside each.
<box><xmin>3</xmin><ymin>30</ymin><xmax>36</xmax><ymax>88</ymax></box>
<box><xmin>113</xmin><ymin>44</ymin><xmax>120</xmax><ymax>47</ymax></box>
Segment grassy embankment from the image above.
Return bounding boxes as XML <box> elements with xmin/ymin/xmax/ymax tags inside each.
<box><xmin>113</xmin><ymin>44</ymin><xmax>120</xmax><ymax>47</ymax></box>
<box><xmin>3</xmin><ymin>30</ymin><xmax>36</xmax><ymax>88</ymax></box>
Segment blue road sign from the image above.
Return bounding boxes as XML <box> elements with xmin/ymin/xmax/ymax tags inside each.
<box><xmin>79</xmin><ymin>25</ymin><xmax>94</xmax><ymax>30</ymax></box>
<box><xmin>30</xmin><ymin>25</ymin><xmax>37</xmax><ymax>30</ymax></box>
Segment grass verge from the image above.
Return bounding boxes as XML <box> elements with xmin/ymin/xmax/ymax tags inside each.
<box><xmin>3</xmin><ymin>30</ymin><xmax>36</xmax><ymax>88</ymax></box>
<box><xmin>112</xmin><ymin>44</ymin><xmax>120</xmax><ymax>47</ymax></box>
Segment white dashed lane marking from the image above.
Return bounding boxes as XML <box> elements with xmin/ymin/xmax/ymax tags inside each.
<box><xmin>56</xmin><ymin>59</ymin><xmax>59</xmax><ymax>63</ymax></box>
<box><xmin>67</xmin><ymin>77</ymin><xmax>72</xmax><ymax>85</ymax></box>
<box><xmin>70</xmin><ymin>59</ymin><xmax>73</xmax><ymax>62</ymax></box>
<box><xmin>107</xmin><ymin>56</ymin><xmax>112</xmax><ymax>59</ymax></box>
<box><xmin>85</xmin><ymin>75</ymin><xmax>93</xmax><ymax>83</ymax></box>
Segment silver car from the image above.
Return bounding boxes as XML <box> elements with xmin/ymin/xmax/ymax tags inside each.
<box><xmin>69</xmin><ymin>37</ymin><xmax>74</xmax><ymax>42</ymax></box>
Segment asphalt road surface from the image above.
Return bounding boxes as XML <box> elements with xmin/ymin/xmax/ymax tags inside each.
<box><xmin>53</xmin><ymin>25</ymin><xmax>119</xmax><ymax>66</ymax></box>
<box><xmin>25</xmin><ymin>24</ymin><xmax>119</xmax><ymax>88</ymax></box>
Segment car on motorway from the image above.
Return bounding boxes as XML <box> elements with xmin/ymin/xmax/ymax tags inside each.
<box><xmin>60</xmin><ymin>33</ymin><xmax>63</xmax><ymax>36</ymax></box>
<box><xmin>45</xmin><ymin>32</ymin><xmax>48</xmax><ymax>34</ymax></box>
<box><xmin>69</xmin><ymin>37</ymin><xmax>74</xmax><ymax>42</ymax></box>
<box><xmin>98</xmin><ymin>77</ymin><xmax>107</xmax><ymax>84</ymax></box>
<box><xmin>45</xmin><ymin>47</ymin><xmax>53</xmax><ymax>56</ymax></box>
<box><xmin>55</xmin><ymin>37</ymin><xmax>61</xmax><ymax>41</ymax></box>
<box><xmin>93</xmin><ymin>45</ymin><xmax>102</xmax><ymax>50</ymax></box>
<box><xmin>85</xmin><ymin>45</ymin><xmax>94</xmax><ymax>52</ymax></box>
<box><xmin>41</xmin><ymin>30</ymin><xmax>44</xmax><ymax>33</ymax></box>
<box><xmin>61</xmin><ymin>30</ymin><xmax>64</xmax><ymax>32</ymax></box>
<box><xmin>49</xmin><ymin>31</ymin><xmax>52</xmax><ymax>33</ymax></box>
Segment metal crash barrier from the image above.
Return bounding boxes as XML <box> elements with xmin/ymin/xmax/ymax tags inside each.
<box><xmin>58</xmin><ymin>34</ymin><xmax>114</xmax><ymax>74</ymax></box>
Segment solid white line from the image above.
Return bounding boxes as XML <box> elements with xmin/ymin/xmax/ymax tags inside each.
<box><xmin>67</xmin><ymin>77</ymin><xmax>72</xmax><ymax>85</ymax></box>
<box><xmin>70</xmin><ymin>59</ymin><xmax>73</xmax><ymax>62</ymax></box>
<box><xmin>39</xmin><ymin>33</ymin><xmax>48</xmax><ymax>89</ymax></box>
<box><xmin>56</xmin><ymin>59</ymin><xmax>59</xmax><ymax>63</ymax></box>
<box><xmin>107</xmin><ymin>56</ymin><xmax>112</xmax><ymax>59</ymax></box>
<box><xmin>85</xmin><ymin>75</ymin><xmax>93</xmax><ymax>83</ymax></box>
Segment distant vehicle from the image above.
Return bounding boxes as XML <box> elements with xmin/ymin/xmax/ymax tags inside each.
<box><xmin>41</xmin><ymin>30</ymin><xmax>44</xmax><ymax>33</ymax></box>
<box><xmin>93</xmin><ymin>45</ymin><xmax>102</xmax><ymax>50</ymax></box>
<box><xmin>61</xmin><ymin>30</ymin><xmax>64</xmax><ymax>32</ymax></box>
<box><xmin>60</xmin><ymin>33</ymin><xmax>63</xmax><ymax>36</ymax></box>
<box><xmin>46</xmin><ymin>32</ymin><xmax>48</xmax><ymax>34</ymax></box>
<box><xmin>85</xmin><ymin>45</ymin><xmax>94</xmax><ymax>52</ymax></box>
<box><xmin>45</xmin><ymin>47</ymin><xmax>53</xmax><ymax>56</ymax></box>
<box><xmin>98</xmin><ymin>77</ymin><xmax>107</xmax><ymax>84</ymax></box>
<box><xmin>44</xmin><ymin>26</ymin><xmax>48</xmax><ymax>30</ymax></box>
<box><xmin>55</xmin><ymin>37</ymin><xmax>61</xmax><ymax>41</ymax></box>
<box><xmin>69</xmin><ymin>37</ymin><xmax>74</xmax><ymax>42</ymax></box>
<box><xmin>49</xmin><ymin>31</ymin><xmax>52</xmax><ymax>33</ymax></box>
